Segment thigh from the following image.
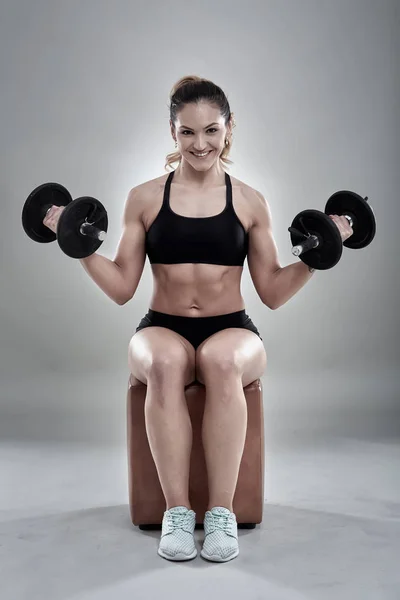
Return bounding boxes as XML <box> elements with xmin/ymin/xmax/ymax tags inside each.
<box><xmin>128</xmin><ymin>326</ymin><xmax>196</xmax><ymax>387</ymax></box>
<box><xmin>196</xmin><ymin>328</ymin><xmax>267</xmax><ymax>388</ymax></box>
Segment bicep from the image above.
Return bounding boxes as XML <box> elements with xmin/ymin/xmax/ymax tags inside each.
<box><xmin>113</xmin><ymin>187</ymin><xmax>146</xmax><ymax>301</ymax></box>
<box><xmin>247</xmin><ymin>191</ymin><xmax>281</xmax><ymax>307</ymax></box>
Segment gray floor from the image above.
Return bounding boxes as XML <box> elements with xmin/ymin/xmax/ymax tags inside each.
<box><xmin>1</xmin><ymin>407</ymin><xmax>400</xmax><ymax>600</ymax></box>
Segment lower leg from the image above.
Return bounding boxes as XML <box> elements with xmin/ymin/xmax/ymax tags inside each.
<box><xmin>201</xmin><ymin>371</ymin><xmax>247</xmax><ymax>512</ymax></box>
<box><xmin>145</xmin><ymin>374</ymin><xmax>193</xmax><ymax>510</ymax></box>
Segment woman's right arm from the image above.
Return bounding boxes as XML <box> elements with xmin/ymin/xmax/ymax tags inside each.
<box><xmin>79</xmin><ymin>187</ymin><xmax>146</xmax><ymax>305</ymax></box>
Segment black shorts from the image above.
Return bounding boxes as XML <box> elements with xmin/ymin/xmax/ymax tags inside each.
<box><xmin>134</xmin><ymin>309</ymin><xmax>262</xmax><ymax>350</ymax></box>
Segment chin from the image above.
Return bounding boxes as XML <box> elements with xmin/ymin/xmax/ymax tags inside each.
<box><xmin>192</xmin><ymin>162</ymin><xmax>213</xmax><ymax>170</ymax></box>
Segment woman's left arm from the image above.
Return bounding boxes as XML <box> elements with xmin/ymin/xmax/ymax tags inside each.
<box><xmin>247</xmin><ymin>190</ymin><xmax>353</xmax><ymax>310</ymax></box>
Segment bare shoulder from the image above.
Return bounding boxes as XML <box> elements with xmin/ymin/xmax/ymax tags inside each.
<box><xmin>126</xmin><ymin>174</ymin><xmax>169</xmax><ymax>219</ymax></box>
<box><xmin>134</xmin><ymin>173</ymin><xmax>169</xmax><ymax>197</ymax></box>
<box><xmin>230</xmin><ymin>175</ymin><xmax>271</xmax><ymax>228</ymax></box>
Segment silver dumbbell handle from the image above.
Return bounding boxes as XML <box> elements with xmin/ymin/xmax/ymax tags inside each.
<box><xmin>80</xmin><ymin>221</ymin><xmax>107</xmax><ymax>241</ymax></box>
<box><xmin>291</xmin><ymin>235</ymin><xmax>319</xmax><ymax>257</ymax></box>
<box><xmin>343</xmin><ymin>215</ymin><xmax>354</xmax><ymax>228</ymax></box>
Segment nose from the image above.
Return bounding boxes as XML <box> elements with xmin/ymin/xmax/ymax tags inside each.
<box><xmin>192</xmin><ymin>135</ymin><xmax>208</xmax><ymax>152</ymax></box>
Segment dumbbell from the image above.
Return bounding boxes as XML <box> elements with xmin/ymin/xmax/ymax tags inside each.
<box><xmin>288</xmin><ymin>190</ymin><xmax>376</xmax><ymax>270</ymax></box>
<box><xmin>22</xmin><ymin>182</ymin><xmax>108</xmax><ymax>258</ymax></box>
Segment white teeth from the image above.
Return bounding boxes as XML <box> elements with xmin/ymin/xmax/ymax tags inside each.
<box><xmin>193</xmin><ymin>151</ymin><xmax>210</xmax><ymax>157</ymax></box>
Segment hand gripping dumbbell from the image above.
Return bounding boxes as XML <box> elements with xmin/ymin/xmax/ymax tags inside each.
<box><xmin>22</xmin><ymin>182</ymin><xmax>108</xmax><ymax>258</ymax></box>
<box><xmin>288</xmin><ymin>190</ymin><xmax>376</xmax><ymax>270</ymax></box>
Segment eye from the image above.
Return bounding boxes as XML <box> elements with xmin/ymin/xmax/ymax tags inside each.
<box><xmin>181</xmin><ymin>128</ymin><xmax>218</xmax><ymax>135</ymax></box>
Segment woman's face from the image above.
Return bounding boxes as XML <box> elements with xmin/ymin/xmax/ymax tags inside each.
<box><xmin>171</xmin><ymin>101</ymin><xmax>231</xmax><ymax>170</ymax></box>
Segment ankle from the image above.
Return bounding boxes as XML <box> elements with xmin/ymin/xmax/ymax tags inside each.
<box><xmin>166</xmin><ymin>503</ymin><xmax>192</xmax><ymax>511</ymax></box>
<box><xmin>207</xmin><ymin>504</ymin><xmax>233</xmax><ymax>513</ymax></box>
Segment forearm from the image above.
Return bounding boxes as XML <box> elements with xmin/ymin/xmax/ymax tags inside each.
<box><xmin>79</xmin><ymin>254</ymin><xmax>128</xmax><ymax>305</ymax></box>
<box><xmin>269</xmin><ymin>262</ymin><xmax>315</xmax><ymax>309</ymax></box>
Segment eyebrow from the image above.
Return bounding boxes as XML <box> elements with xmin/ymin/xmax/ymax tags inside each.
<box><xmin>179</xmin><ymin>122</ymin><xmax>219</xmax><ymax>130</ymax></box>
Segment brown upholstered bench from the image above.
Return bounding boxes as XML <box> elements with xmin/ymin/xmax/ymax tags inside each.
<box><xmin>127</xmin><ymin>378</ymin><xmax>265</xmax><ymax>529</ymax></box>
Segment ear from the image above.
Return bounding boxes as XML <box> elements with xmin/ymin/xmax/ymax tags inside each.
<box><xmin>228</xmin><ymin>113</ymin><xmax>235</xmax><ymax>135</ymax></box>
<box><xmin>227</xmin><ymin>118</ymin><xmax>233</xmax><ymax>139</ymax></box>
<box><xmin>170</xmin><ymin>119</ymin><xmax>176</xmax><ymax>142</ymax></box>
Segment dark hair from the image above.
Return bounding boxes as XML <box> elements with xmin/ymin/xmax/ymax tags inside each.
<box><xmin>165</xmin><ymin>75</ymin><xmax>235</xmax><ymax>172</ymax></box>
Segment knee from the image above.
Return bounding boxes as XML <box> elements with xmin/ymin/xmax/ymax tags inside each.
<box><xmin>197</xmin><ymin>350</ymin><xmax>241</xmax><ymax>376</ymax></box>
<box><xmin>148</xmin><ymin>349</ymin><xmax>190</xmax><ymax>382</ymax></box>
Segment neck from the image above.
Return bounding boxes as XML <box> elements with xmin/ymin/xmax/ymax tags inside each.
<box><xmin>173</xmin><ymin>157</ymin><xmax>226</xmax><ymax>188</ymax></box>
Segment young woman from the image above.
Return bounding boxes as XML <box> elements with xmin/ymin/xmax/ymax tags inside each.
<box><xmin>44</xmin><ymin>76</ymin><xmax>352</xmax><ymax>563</ymax></box>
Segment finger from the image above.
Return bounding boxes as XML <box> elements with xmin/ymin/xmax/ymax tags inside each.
<box><xmin>339</xmin><ymin>216</ymin><xmax>352</xmax><ymax>232</ymax></box>
<box><xmin>43</xmin><ymin>206</ymin><xmax>55</xmax><ymax>222</ymax></box>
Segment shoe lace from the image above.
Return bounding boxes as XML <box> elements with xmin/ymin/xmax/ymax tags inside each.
<box><xmin>168</xmin><ymin>512</ymin><xmax>187</xmax><ymax>529</ymax></box>
<box><xmin>211</xmin><ymin>513</ymin><xmax>230</xmax><ymax>533</ymax></box>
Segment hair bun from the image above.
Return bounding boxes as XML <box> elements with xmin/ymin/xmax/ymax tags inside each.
<box><xmin>170</xmin><ymin>75</ymin><xmax>203</xmax><ymax>99</ymax></box>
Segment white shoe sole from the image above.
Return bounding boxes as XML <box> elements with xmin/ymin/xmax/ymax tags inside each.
<box><xmin>200</xmin><ymin>548</ymin><xmax>239</xmax><ymax>562</ymax></box>
<box><xmin>158</xmin><ymin>547</ymin><xmax>197</xmax><ymax>561</ymax></box>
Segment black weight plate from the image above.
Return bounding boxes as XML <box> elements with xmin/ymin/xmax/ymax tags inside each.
<box><xmin>325</xmin><ymin>191</ymin><xmax>376</xmax><ymax>249</ymax></box>
<box><xmin>290</xmin><ymin>209</ymin><xmax>343</xmax><ymax>270</ymax></box>
<box><xmin>57</xmin><ymin>196</ymin><xmax>108</xmax><ymax>258</ymax></box>
<box><xmin>22</xmin><ymin>183</ymin><xmax>73</xmax><ymax>243</ymax></box>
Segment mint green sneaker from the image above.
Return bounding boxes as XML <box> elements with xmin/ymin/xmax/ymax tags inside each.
<box><xmin>158</xmin><ymin>506</ymin><xmax>197</xmax><ymax>561</ymax></box>
<box><xmin>201</xmin><ymin>507</ymin><xmax>239</xmax><ymax>562</ymax></box>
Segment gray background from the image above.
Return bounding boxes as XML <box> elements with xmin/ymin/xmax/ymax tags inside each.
<box><xmin>1</xmin><ymin>1</ymin><xmax>400</xmax><ymax>598</ymax></box>
<box><xmin>0</xmin><ymin>0</ymin><xmax>400</xmax><ymax>443</ymax></box>
<box><xmin>1</xmin><ymin>0</ymin><xmax>398</xmax><ymax>444</ymax></box>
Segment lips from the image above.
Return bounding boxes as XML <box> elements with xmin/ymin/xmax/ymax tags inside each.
<box><xmin>191</xmin><ymin>151</ymin><xmax>212</xmax><ymax>156</ymax></box>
